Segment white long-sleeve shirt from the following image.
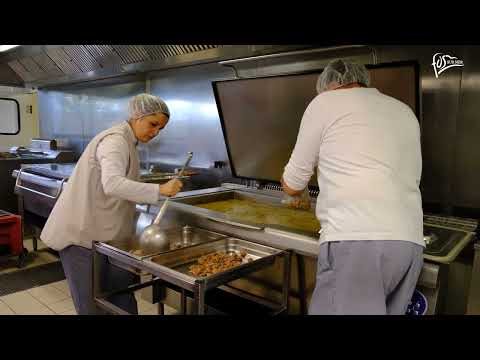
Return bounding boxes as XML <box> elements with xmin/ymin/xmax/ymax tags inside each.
<box><xmin>283</xmin><ymin>88</ymin><xmax>424</xmax><ymax>247</ymax></box>
<box><xmin>96</xmin><ymin>133</ymin><xmax>160</xmax><ymax>204</ymax></box>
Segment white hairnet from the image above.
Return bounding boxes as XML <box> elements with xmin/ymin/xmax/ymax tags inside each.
<box><xmin>128</xmin><ymin>93</ymin><xmax>170</xmax><ymax>120</ymax></box>
<box><xmin>316</xmin><ymin>59</ymin><xmax>370</xmax><ymax>94</ymax></box>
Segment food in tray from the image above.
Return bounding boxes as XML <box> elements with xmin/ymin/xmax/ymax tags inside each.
<box><xmin>189</xmin><ymin>250</ymin><xmax>253</xmax><ymax>277</ymax></box>
<box><xmin>287</xmin><ymin>197</ymin><xmax>311</xmax><ymax>210</ymax></box>
<box><xmin>195</xmin><ymin>199</ymin><xmax>320</xmax><ymax>233</ymax></box>
<box><xmin>129</xmin><ymin>249</ymin><xmax>145</xmax><ymax>256</ymax></box>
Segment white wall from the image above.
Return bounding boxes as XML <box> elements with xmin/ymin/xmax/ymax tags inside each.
<box><xmin>0</xmin><ymin>86</ymin><xmax>39</xmax><ymax>148</ymax></box>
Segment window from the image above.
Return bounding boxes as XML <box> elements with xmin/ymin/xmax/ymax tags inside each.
<box><xmin>0</xmin><ymin>98</ymin><xmax>20</xmax><ymax>135</ymax></box>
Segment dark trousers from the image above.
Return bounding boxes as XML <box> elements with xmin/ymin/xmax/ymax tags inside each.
<box><xmin>59</xmin><ymin>245</ymin><xmax>139</xmax><ymax>315</ymax></box>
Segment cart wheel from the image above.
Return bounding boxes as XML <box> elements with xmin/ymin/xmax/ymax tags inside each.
<box><xmin>18</xmin><ymin>248</ymin><xmax>28</xmax><ymax>268</ymax></box>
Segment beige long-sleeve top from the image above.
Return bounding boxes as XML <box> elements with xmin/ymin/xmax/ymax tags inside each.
<box><xmin>41</xmin><ymin>122</ymin><xmax>160</xmax><ymax>251</ymax></box>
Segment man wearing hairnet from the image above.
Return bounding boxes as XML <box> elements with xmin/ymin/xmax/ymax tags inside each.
<box><xmin>281</xmin><ymin>59</ymin><xmax>424</xmax><ymax>315</ymax></box>
<box><xmin>41</xmin><ymin>94</ymin><xmax>183</xmax><ymax>315</ymax></box>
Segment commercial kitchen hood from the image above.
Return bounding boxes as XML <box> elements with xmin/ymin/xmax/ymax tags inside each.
<box><xmin>0</xmin><ymin>45</ymin><xmax>316</xmax><ymax>89</ymax></box>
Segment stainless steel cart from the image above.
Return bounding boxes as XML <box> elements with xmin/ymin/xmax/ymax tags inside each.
<box><xmin>92</xmin><ymin>231</ymin><xmax>291</xmax><ymax>315</ymax></box>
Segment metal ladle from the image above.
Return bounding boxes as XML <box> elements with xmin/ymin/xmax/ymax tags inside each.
<box><xmin>138</xmin><ymin>152</ymin><xmax>193</xmax><ymax>250</ymax></box>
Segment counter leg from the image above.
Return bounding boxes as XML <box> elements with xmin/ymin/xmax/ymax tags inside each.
<box><xmin>282</xmin><ymin>251</ymin><xmax>292</xmax><ymax>315</ymax></box>
<box><xmin>32</xmin><ymin>227</ymin><xmax>38</xmax><ymax>252</ymax></box>
<box><xmin>181</xmin><ymin>289</ymin><xmax>187</xmax><ymax>315</ymax></box>
<box><xmin>16</xmin><ymin>194</ymin><xmax>29</xmax><ymax>251</ymax></box>
<box><xmin>158</xmin><ymin>302</ymin><xmax>165</xmax><ymax>315</ymax></box>
<box><xmin>297</xmin><ymin>253</ymin><xmax>307</xmax><ymax>315</ymax></box>
<box><xmin>152</xmin><ymin>280</ymin><xmax>165</xmax><ymax>315</ymax></box>
<box><xmin>195</xmin><ymin>283</ymin><xmax>206</xmax><ymax>315</ymax></box>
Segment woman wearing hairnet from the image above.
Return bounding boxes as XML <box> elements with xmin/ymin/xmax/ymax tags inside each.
<box><xmin>282</xmin><ymin>59</ymin><xmax>424</xmax><ymax>314</ymax></box>
<box><xmin>41</xmin><ymin>94</ymin><xmax>182</xmax><ymax>315</ymax></box>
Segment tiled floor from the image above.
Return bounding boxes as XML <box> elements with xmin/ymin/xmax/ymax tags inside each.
<box><xmin>0</xmin><ymin>281</ymin><xmax>72</xmax><ymax>315</ymax></box>
<box><xmin>0</xmin><ymin>238</ymin><xmax>178</xmax><ymax>315</ymax></box>
<box><xmin>0</xmin><ymin>279</ymin><xmax>178</xmax><ymax>315</ymax></box>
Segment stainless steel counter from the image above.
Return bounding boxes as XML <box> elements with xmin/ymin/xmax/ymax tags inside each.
<box><xmin>156</xmin><ymin>184</ymin><xmax>477</xmax><ymax>315</ymax></box>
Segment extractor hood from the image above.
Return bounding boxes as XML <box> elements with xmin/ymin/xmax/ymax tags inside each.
<box><xmin>0</xmin><ymin>45</ymin><xmax>314</xmax><ymax>89</ymax></box>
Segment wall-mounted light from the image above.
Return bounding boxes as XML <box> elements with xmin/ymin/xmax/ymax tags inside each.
<box><xmin>0</xmin><ymin>45</ymin><xmax>20</xmax><ymax>52</ymax></box>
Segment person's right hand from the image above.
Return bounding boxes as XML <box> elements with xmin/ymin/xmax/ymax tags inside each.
<box><xmin>159</xmin><ymin>178</ymin><xmax>183</xmax><ymax>197</ymax></box>
<box><xmin>281</xmin><ymin>188</ymin><xmax>311</xmax><ymax>210</ymax></box>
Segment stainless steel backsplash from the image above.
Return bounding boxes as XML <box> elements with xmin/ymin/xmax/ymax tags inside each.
<box><xmin>37</xmin><ymin>45</ymin><xmax>480</xmax><ymax>213</ymax></box>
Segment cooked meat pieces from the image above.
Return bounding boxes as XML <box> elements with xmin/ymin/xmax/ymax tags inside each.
<box><xmin>189</xmin><ymin>251</ymin><xmax>250</xmax><ymax>277</ymax></box>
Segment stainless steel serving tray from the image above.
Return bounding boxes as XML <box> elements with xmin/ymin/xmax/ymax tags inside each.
<box><xmin>101</xmin><ymin>225</ymin><xmax>228</xmax><ymax>261</ymax></box>
<box><xmin>171</xmin><ymin>189</ymin><xmax>320</xmax><ymax>237</ymax></box>
<box><xmin>144</xmin><ymin>237</ymin><xmax>283</xmax><ymax>286</ymax></box>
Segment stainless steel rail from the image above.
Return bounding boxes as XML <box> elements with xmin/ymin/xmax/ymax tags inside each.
<box><xmin>14</xmin><ymin>168</ymin><xmax>65</xmax><ymax>200</ymax></box>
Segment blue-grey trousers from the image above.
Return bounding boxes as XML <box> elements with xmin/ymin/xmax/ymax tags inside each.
<box><xmin>308</xmin><ymin>240</ymin><xmax>424</xmax><ymax>315</ymax></box>
<box><xmin>59</xmin><ymin>245</ymin><xmax>139</xmax><ymax>315</ymax></box>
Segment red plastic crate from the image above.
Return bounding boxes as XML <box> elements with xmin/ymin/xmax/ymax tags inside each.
<box><xmin>0</xmin><ymin>212</ymin><xmax>23</xmax><ymax>256</ymax></box>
